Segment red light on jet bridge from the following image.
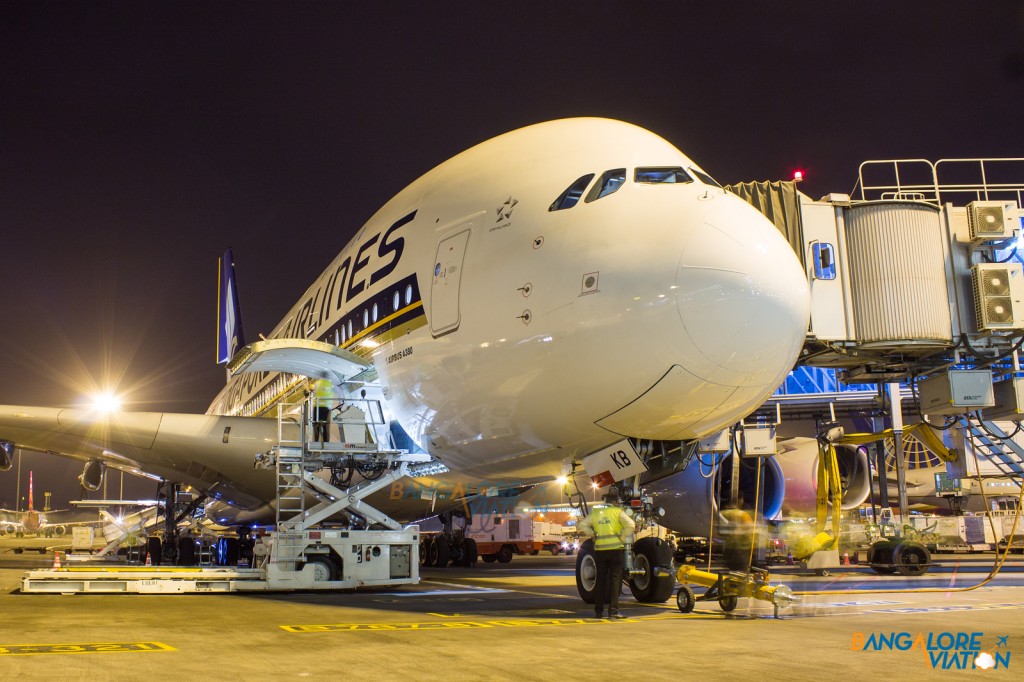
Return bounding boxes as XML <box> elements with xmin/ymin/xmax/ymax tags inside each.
<box><xmin>793</xmin><ymin>170</ymin><xmax>805</xmax><ymax>182</ymax></box>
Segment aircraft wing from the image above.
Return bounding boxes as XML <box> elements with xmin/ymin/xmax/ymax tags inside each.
<box><xmin>0</xmin><ymin>405</ymin><xmax>277</xmax><ymax>510</ymax></box>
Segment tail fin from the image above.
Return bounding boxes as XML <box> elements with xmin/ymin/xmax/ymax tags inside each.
<box><xmin>28</xmin><ymin>470</ymin><xmax>34</xmax><ymax>511</ymax></box>
<box><xmin>216</xmin><ymin>248</ymin><xmax>246</xmax><ymax>365</ymax></box>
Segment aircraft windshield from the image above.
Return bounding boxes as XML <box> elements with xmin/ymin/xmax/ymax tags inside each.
<box><xmin>689</xmin><ymin>167</ymin><xmax>722</xmax><ymax>188</ymax></box>
<box><xmin>549</xmin><ymin>174</ymin><xmax>595</xmax><ymax>211</ymax></box>
<box><xmin>585</xmin><ymin>168</ymin><xmax>626</xmax><ymax>202</ymax></box>
<box><xmin>635</xmin><ymin>167</ymin><xmax>693</xmax><ymax>184</ymax></box>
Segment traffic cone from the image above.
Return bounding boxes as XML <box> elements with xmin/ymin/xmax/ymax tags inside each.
<box><xmin>842</xmin><ymin>551</ymin><xmax>851</xmax><ymax>566</ymax></box>
<box><xmin>145</xmin><ymin>552</ymin><xmax>152</xmax><ymax>567</ymax></box>
<box><xmin>52</xmin><ymin>551</ymin><xmax>62</xmax><ymax>569</ymax></box>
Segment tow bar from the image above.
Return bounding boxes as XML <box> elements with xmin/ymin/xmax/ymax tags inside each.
<box><xmin>675</xmin><ymin>564</ymin><xmax>797</xmax><ymax>619</ymax></box>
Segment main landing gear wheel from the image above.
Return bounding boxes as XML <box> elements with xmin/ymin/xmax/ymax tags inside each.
<box><xmin>676</xmin><ymin>586</ymin><xmax>696</xmax><ymax>613</ymax></box>
<box><xmin>458</xmin><ymin>538</ymin><xmax>478</xmax><ymax>567</ymax></box>
<box><xmin>147</xmin><ymin>536</ymin><xmax>163</xmax><ymax>566</ymax></box>
<box><xmin>575</xmin><ymin>539</ymin><xmax>598</xmax><ymax>604</ymax></box>
<box><xmin>427</xmin><ymin>536</ymin><xmax>450</xmax><ymax>567</ymax></box>
<box><xmin>628</xmin><ymin>537</ymin><xmax>675</xmax><ymax>603</ymax></box>
<box><xmin>177</xmin><ymin>537</ymin><xmax>197</xmax><ymax>566</ymax></box>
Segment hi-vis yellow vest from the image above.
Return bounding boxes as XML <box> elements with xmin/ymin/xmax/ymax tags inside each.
<box><xmin>591</xmin><ymin>506</ymin><xmax>625</xmax><ymax>551</ymax></box>
<box><xmin>314</xmin><ymin>379</ymin><xmax>334</xmax><ymax>407</ymax></box>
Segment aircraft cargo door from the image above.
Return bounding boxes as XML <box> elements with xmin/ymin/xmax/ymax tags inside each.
<box><xmin>430</xmin><ymin>221</ymin><xmax>474</xmax><ymax>337</ymax></box>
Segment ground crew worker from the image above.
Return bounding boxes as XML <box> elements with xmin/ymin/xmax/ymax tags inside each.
<box><xmin>721</xmin><ymin>504</ymin><xmax>755</xmax><ymax>570</ymax></box>
<box><xmin>577</xmin><ymin>486</ymin><xmax>636</xmax><ymax>619</ymax></box>
<box><xmin>312</xmin><ymin>372</ymin><xmax>335</xmax><ymax>443</ymax></box>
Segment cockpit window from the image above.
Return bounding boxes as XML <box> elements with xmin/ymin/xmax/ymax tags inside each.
<box><xmin>689</xmin><ymin>167</ymin><xmax>722</xmax><ymax>188</ymax></box>
<box><xmin>549</xmin><ymin>174</ymin><xmax>595</xmax><ymax>211</ymax></box>
<box><xmin>585</xmin><ymin>168</ymin><xmax>627</xmax><ymax>203</ymax></box>
<box><xmin>635</xmin><ymin>167</ymin><xmax>693</xmax><ymax>184</ymax></box>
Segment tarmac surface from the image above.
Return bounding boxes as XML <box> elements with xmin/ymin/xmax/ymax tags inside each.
<box><xmin>1</xmin><ymin>544</ymin><xmax>1023</xmax><ymax>681</ymax></box>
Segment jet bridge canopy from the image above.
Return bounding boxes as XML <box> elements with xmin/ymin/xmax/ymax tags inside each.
<box><xmin>226</xmin><ymin>338</ymin><xmax>371</xmax><ymax>382</ymax></box>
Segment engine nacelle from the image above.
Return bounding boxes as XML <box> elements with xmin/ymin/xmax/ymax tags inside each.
<box><xmin>773</xmin><ymin>437</ymin><xmax>872</xmax><ymax>515</ymax></box>
<box><xmin>0</xmin><ymin>440</ymin><xmax>14</xmax><ymax>472</ymax></box>
<box><xmin>646</xmin><ymin>453</ymin><xmax>785</xmax><ymax>538</ymax></box>
<box><xmin>79</xmin><ymin>459</ymin><xmax>106</xmax><ymax>492</ymax></box>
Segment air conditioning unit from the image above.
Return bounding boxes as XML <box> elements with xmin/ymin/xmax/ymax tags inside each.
<box><xmin>967</xmin><ymin>200</ymin><xmax>1017</xmax><ymax>242</ymax></box>
<box><xmin>972</xmin><ymin>262</ymin><xmax>1024</xmax><ymax>332</ymax></box>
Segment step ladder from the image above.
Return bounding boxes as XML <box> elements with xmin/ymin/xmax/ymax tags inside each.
<box><xmin>965</xmin><ymin>420</ymin><xmax>1024</xmax><ymax>478</ymax></box>
<box><xmin>275</xmin><ymin>447</ymin><xmax>306</xmax><ymax>531</ymax></box>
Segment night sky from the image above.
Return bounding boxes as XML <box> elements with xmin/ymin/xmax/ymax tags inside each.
<box><xmin>2</xmin><ymin>1</ymin><xmax>1023</xmax><ymax>507</ymax></box>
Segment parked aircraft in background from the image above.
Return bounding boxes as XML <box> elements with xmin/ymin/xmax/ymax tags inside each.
<box><xmin>0</xmin><ymin>471</ymin><xmax>101</xmax><ymax>538</ymax></box>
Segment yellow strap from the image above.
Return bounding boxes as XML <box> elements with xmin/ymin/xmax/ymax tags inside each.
<box><xmin>815</xmin><ymin>441</ymin><xmax>841</xmax><ymax>548</ymax></box>
<box><xmin>837</xmin><ymin>422</ymin><xmax>957</xmax><ymax>463</ymax></box>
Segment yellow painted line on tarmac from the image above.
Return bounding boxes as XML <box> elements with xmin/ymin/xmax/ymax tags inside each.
<box><xmin>497</xmin><ymin>588</ymin><xmax>561</xmax><ymax>598</ymax></box>
<box><xmin>280</xmin><ymin>615</ymin><xmax>718</xmax><ymax>633</ymax></box>
<box><xmin>282</xmin><ymin>621</ymin><xmax>493</xmax><ymax>632</ymax></box>
<box><xmin>0</xmin><ymin>642</ymin><xmax>175</xmax><ymax>656</ymax></box>
<box><xmin>421</xmin><ymin>579</ymin><xmax>552</xmax><ymax>598</ymax></box>
<box><xmin>50</xmin><ymin>567</ymin><xmax>233</xmax><ymax>573</ymax></box>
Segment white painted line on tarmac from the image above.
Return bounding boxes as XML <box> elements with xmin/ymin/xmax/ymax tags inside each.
<box><xmin>382</xmin><ymin>585</ymin><xmax>509</xmax><ymax>593</ymax></box>
<box><xmin>383</xmin><ymin>581</ymin><xmax>510</xmax><ymax>597</ymax></box>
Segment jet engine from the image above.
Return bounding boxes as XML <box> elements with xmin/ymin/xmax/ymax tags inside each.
<box><xmin>646</xmin><ymin>453</ymin><xmax>785</xmax><ymax>538</ymax></box>
<box><xmin>772</xmin><ymin>436</ymin><xmax>872</xmax><ymax>515</ymax></box>
<box><xmin>0</xmin><ymin>440</ymin><xmax>14</xmax><ymax>472</ymax></box>
<box><xmin>78</xmin><ymin>459</ymin><xmax>105</xmax><ymax>492</ymax></box>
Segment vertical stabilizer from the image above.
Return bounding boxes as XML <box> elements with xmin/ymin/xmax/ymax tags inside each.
<box><xmin>217</xmin><ymin>248</ymin><xmax>246</xmax><ymax>365</ymax></box>
<box><xmin>28</xmin><ymin>470</ymin><xmax>34</xmax><ymax>511</ymax></box>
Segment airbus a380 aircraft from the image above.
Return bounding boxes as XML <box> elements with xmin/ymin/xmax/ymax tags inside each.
<box><xmin>0</xmin><ymin>118</ymin><xmax>809</xmax><ymax>583</ymax></box>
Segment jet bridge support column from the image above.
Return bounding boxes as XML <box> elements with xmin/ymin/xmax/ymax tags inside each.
<box><xmin>871</xmin><ymin>413</ymin><xmax>890</xmax><ymax>513</ymax></box>
<box><xmin>888</xmin><ymin>383</ymin><xmax>910</xmax><ymax>521</ymax></box>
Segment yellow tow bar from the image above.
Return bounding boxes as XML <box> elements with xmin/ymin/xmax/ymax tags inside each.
<box><xmin>675</xmin><ymin>564</ymin><xmax>797</xmax><ymax>619</ymax></box>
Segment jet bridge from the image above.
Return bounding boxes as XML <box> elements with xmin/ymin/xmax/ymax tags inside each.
<box><xmin>729</xmin><ymin>160</ymin><xmax>1024</xmax><ymax>540</ymax></box>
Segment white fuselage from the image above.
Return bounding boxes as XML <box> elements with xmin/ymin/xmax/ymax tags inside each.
<box><xmin>209</xmin><ymin>118</ymin><xmax>810</xmax><ymax>485</ymax></box>
<box><xmin>1</xmin><ymin>119</ymin><xmax>810</xmax><ymax>523</ymax></box>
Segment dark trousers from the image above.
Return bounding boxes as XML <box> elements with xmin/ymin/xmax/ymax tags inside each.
<box><xmin>313</xmin><ymin>406</ymin><xmax>331</xmax><ymax>442</ymax></box>
<box><xmin>594</xmin><ymin>548</ymin><xmax>624</xmax><ymax>613</ymax></box>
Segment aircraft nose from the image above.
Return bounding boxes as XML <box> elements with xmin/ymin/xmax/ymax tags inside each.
<box><xmin>675</xmin><ymin>197</ymin><xmax>809</xmax><ymax>388</ymax></box>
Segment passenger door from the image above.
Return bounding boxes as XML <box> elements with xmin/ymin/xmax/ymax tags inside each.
<box><xmin>430</xmin><ymin>214</ymin><xmax>480</xmax><ymax>337</ymax></box>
